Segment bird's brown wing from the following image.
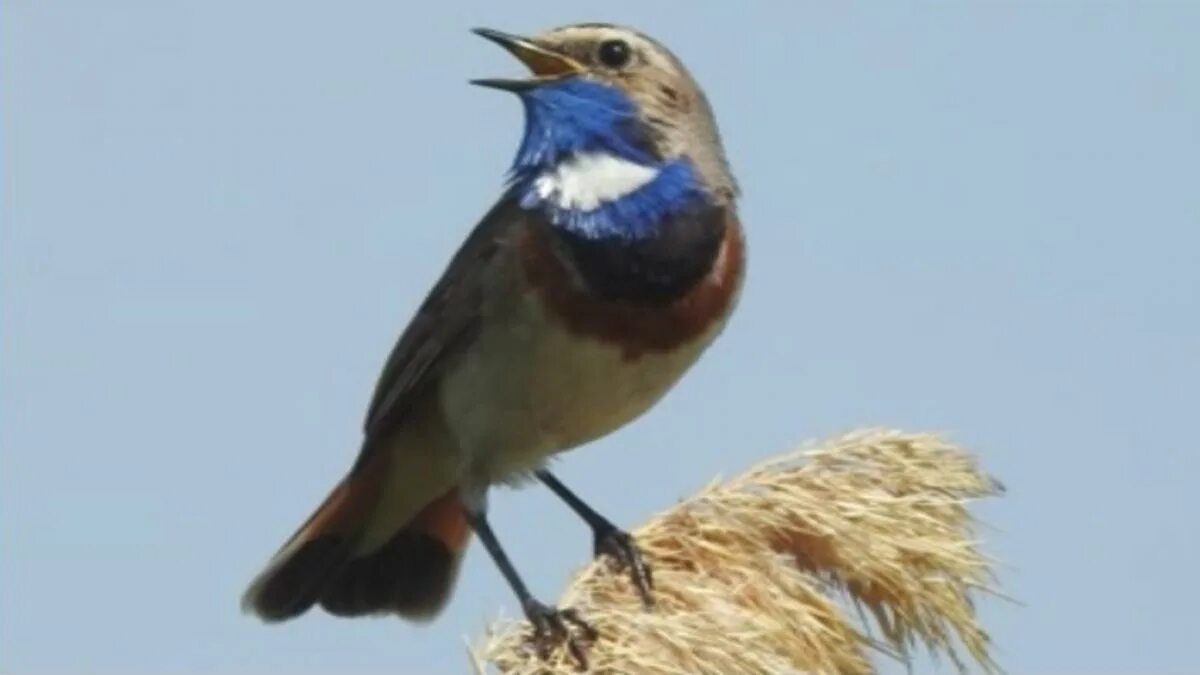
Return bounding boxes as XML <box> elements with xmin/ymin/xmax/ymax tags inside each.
<box><xmin>354</xmin><ymin>193</ymin><xmax>522</xmax><ymax>470</ymax></box>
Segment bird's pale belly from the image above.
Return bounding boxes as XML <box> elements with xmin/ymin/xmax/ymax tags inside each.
<box><xmin>438</xmin><ymin>291</ymin><xmax>722</xmax><ymax>485</ymax></box>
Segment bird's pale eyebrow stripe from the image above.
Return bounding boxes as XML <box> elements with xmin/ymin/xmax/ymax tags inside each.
<box><xmin>532</xmin><ymin>152</ymin><xmax>660</xmax><ymax>212</ymax></box>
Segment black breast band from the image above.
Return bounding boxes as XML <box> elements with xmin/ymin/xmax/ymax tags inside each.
<box><xmin>552</xmin><ymin>204</ymin><xmax>727</xmax><ymax>306</ymax></box>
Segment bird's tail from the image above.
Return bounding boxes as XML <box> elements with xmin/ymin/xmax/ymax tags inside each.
<box><xmin>241</xmin><ymin>470</ymin><xmax>471</xmax><ymax>622</ymax></box>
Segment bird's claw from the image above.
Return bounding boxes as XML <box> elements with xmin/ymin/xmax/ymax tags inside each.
<box><xmin>594</xmin><ymin>528</ymin><xmax>654</xmax><ymax>609</ymax></box>
<box><xmin>523</xmin><ymin>599</ymin><xmax>598</xmax><ymax>671</ymax></box>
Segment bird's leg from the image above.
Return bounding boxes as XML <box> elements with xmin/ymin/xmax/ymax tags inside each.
<box><xmin>464</xmin><ymin>508</ymin><xmax>597</xmax><ymax>669</ymax></box>
<box><xmin>536</xmin><ymin>470</ymin><xmax>654</xmax><ymax>609</ymax></box>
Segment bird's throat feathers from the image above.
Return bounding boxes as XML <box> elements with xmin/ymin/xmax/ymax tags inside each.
<box><xmin>509</xmin><ymin>79</ymin><xmax>709</xmax><ymax>240</ymax></box>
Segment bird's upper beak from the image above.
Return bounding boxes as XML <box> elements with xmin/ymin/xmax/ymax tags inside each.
<box><xmin>470</xmin><ymin>28</ymin><xmax>585</xmax><ymax>91</ymax></box>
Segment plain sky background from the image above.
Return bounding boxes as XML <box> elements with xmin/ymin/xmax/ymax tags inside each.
<box><xmin>3</xmin><ymin>2</ymin><xmax>1198</xmax><ymax>673</ymax></box>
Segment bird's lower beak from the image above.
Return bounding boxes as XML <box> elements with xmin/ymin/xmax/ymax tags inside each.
<box><xmin>470</xmin><ymin>27</ymin><xmax>584</xmax><ymax>91</ymax></box>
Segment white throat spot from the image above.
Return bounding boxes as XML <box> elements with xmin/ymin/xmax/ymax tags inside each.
<box><xmin>534</xmin><ymin>152</ymin><xmax>659</xmax><ymax>211</ymax></box>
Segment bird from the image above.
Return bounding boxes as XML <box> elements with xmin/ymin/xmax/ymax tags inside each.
<box><xmin>242</xmin><ymin>23</ymin><xmax>744</xmax><ymax>666</ymax></box>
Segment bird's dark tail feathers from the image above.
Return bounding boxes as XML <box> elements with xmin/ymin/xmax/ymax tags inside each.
<box><xmin>241</xmin><ymin>475</ymin><xmax>470</xmax><ymax>622</ymax></box>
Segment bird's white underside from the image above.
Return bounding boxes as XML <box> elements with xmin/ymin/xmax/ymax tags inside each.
<box><xmin>533</xmin><ymin>152</ymin><xmax>659</xmax><ymax>211</ymax></box>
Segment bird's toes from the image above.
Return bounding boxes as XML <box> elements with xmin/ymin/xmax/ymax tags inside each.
<box><xmin>594</xmin><ymin>528</ymin><xmax>654</xmax><ymax>608</ymax></box>
<box><xmin>523</xmin><ymin>599</ymin><xmax>598</xmax><ymax>670</ymax></box>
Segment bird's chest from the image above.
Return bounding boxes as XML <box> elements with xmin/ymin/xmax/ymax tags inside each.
<box><xmin>526</xmin><ymin>309</ymin><xmax>717</xmax><ymax>450</ymax></box>
<box><xmin>440</xmin><ymin>283</ymin><xmax>723</xmax><ymax>483</ymax></box>
<box><xmin>440</xmin><ymin>215</ymin><xmax>743</xmax><ymax>484</ymax></box>
<box><xmin>534</xmin><ymin>281</ymin><xmax>723</xmax><ymax>427</ymax></box>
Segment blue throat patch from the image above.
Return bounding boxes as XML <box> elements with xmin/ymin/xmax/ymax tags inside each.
<box><xmin>508</xmin><ymin>78</ymin><xmax>706</xmax><ymax>240</ymax></box>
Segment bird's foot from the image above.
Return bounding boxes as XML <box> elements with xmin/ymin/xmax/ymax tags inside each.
<box><xmin>523</xmin><ymin>598</ymin><xmax>598</xmax><ymax>671</ymax></box>
<box><xmin>594</xmin><ymin>527</ymin><xmax>654</xmax><ymax>609</ymax></box>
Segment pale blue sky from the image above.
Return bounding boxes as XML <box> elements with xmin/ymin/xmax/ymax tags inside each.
<box><xmin>3</xmin><ymin>2</ymin><xmax>1198</xmax><ymax>674</ymax></box>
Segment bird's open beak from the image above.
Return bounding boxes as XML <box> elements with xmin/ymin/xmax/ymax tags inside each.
<box><xmin>470</xmin><ymin>28</ymin><xmax>585</xmax><ymax>91</ymax></box>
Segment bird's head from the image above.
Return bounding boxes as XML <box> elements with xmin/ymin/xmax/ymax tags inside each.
<box><xmin>474</xmin><ymin>24</ymin><xmax>735</xmax><ymax>238</ymax></box>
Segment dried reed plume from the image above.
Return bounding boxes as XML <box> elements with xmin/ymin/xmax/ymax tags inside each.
<box><xmin>475</xmin><ymin>429</ymin><xmax>1004</xmax><ymax>674</ymax></box>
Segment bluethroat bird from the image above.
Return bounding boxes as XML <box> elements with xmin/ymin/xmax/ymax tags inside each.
<box><xmin>243</xmin><ymin>23</ymin><xmax>743</xmax><ymax>665</ymax></box>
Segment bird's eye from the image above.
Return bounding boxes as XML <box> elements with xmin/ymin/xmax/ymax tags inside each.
<box><xmin>597</xmin><ymin>39</ymin><xmax>632</xmax><ymax>68</ymax></box>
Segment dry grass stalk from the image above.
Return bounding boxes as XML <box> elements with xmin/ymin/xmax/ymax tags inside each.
<box><xmin>476</xmin><ymin>429</ymin><xmax>1004</xmax><ymax>674</ymax></box>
